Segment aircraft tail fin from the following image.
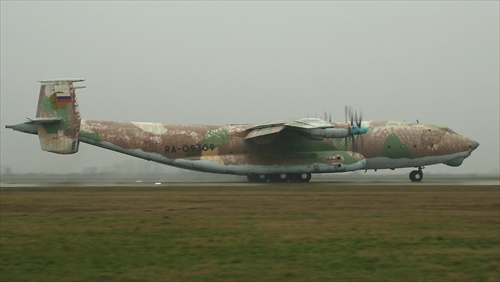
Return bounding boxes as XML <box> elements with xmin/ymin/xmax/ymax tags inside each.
<box><xmin>35</xmin><ymin>79</ymin><xmax>85</xmax><ymax>154</ymax></box>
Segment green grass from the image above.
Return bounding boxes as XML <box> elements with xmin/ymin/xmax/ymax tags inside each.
<box><xmin>1</xmin><ymin>185</ymin><xmax>499</xmax><ymax>281</ymax></box>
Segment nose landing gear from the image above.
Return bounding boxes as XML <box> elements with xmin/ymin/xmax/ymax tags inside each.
<box><xmin>409</xmin><ymin>167</ymin><xmax>424</xmax><ymax>182</ymax></box>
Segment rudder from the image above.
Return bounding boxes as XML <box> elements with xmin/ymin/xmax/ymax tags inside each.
<box><xmin>36</xmin><ymin>79</ymin><xmax>85</xmax><ymax>154</ymax></box>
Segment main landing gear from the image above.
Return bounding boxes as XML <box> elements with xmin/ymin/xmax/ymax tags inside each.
<box><xmin>247</xmin><ymin>173</ymin><xmax>312</xmax><ymax>183</ymax></box>
<box><xmin>409</xmin><ymin>167</ymin><xmax>424</xmax><ymax>182</ymax></box>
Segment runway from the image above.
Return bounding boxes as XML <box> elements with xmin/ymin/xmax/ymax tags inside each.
<box><xmin>1</xmin><ymin>176</ymin><xmax>498</xmax><ymax>187</ymax></box>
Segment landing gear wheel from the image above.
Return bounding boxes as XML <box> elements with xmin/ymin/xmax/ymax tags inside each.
<box><xmin>294</xmin><ymin>173</ymin><xmax>312</xmax><ymax>182</ymax></box>
<box><xmin>269</xmin><ymin>173</ymin><xmax>290</xmax><ymax>182</ymax></box>
<box><xmin>409</xmin><ymin>170</ymin><xmax>423</xmax><ymax>182</ymax></box>
<box><xmin>247</xmin><ymin>174</ymin><xmax>269</xmax><ymax>183</ymax></box>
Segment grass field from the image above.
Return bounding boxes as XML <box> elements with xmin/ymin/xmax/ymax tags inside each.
<box><xmin>1</xmin><ymin>185</ymin><xmax>499</xmax><ymax>281</ymax></box>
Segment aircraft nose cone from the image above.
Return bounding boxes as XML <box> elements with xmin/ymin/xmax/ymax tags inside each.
<box><xmin>470</xmin><ymin>139</ymin><xmax>479</xmax><ymax>151</ymax></box>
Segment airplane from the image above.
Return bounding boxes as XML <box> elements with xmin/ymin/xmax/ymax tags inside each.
<box><xmin>6</xmin><ymin>79</ymin><xmax>479</xmax><ymax>183</ymax></box>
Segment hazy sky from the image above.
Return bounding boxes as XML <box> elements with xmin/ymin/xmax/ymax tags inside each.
<box><xmin>1</xmin><ymin>2</ymin><xmax>498</xmax><ymax>175</ymax></box>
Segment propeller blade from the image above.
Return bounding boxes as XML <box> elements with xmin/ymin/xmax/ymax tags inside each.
<box><xmin>343</xmin><ymin>105</ymin><xmax>367</xmax><ymax>151</ymax></box>
<box><xmin>344</xmin><ymin>105</ymin><xmax>348</xmax><ymax>123</ymax></box>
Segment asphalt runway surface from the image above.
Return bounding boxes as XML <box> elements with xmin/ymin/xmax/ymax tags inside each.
<box><xmin>1</xmin><ymin>177</ymin><xmax>498</xmax><ymax>187</ymax></box>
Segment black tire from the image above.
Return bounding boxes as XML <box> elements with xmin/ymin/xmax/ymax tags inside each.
<box><xmin>269</xmin><ymin>173</ymin><xmax>289</xmax><ymax>182</ymax></box>
<box><xmin>247</xmin><ymin>175</ymin><xmax>258</xmax><ymax>182</ymax></box>
<box><xmin>295</xmin><ymin>173</ymin><xmax>312</xmax><ymax>182</ymax></box>
<box><xmin>256</xmin><ymin>174</ymin><xmax>269</xmax><ymax>183</ymax></box>
<box><xmin>409</xmin><ymin>170</ymin><xmax>423</xmax><ymax>182</ymax></box>
<box><xmin>247</xmin><ymin>174</ymin><xmax>269</xmax><ymax>183</ymax></box>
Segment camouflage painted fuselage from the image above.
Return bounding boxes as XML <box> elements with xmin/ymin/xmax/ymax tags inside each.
<box><xmin>77</xmin><ymin>119</ymin><xmax>475</xmax><ymax>175</ymax></box>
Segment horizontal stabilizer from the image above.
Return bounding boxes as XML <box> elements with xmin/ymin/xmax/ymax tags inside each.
<box><xmin>27</xmin><ymin>117</ymin><xmax>63</xmax><ymax>123</ymax></box>
<box><xmin>5</xmin><ymin>121</ymin><xmax>38</xmax><ymax>135</ymax></box>
<box><xmin>39</xmin><ymin>78</ymin><xmax>85</xmax><ymax>83</ymax></box>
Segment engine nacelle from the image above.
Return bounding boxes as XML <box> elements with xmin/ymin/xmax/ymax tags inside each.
<box><xmin>302</xmin><ymin>128</ymin><xmax>350</xmax><ymax>140</ymax></box>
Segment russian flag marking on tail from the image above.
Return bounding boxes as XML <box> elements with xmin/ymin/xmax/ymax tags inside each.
<box><xmin>56</xmin><ymin>93</ymin><xmax>71</xmax><ymax>103</ymax></box>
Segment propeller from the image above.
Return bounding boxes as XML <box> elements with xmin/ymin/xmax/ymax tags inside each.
<box><xmin>344</xmin><ymin>106</ymin><xmax>367</xmax><ymax>151</ymax></box>
<box><xmin>323</xmin><ymin>111</ymin><xmax>332</xmax><ymax>122</ymax></box>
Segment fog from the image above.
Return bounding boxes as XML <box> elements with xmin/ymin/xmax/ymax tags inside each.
<box><xmin>1</xmin><ymin>2</ymin><xmax>498</xmax><ymax>176</ymax></box>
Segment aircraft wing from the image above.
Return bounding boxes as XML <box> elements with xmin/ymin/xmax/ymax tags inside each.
<box><xmin>245</xmin><ymin>125</ymin><xmax>286</xmax><ymax>139</ymax></box>
<box><xmin>245</xmin><ymin>118</ymin><xmax>349</xmax><ymax>142</ymax></box>
<box><xmin>283</xmin><ymin>118</ymin><xmax>333</xmax><ymax>129</ymax></box>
